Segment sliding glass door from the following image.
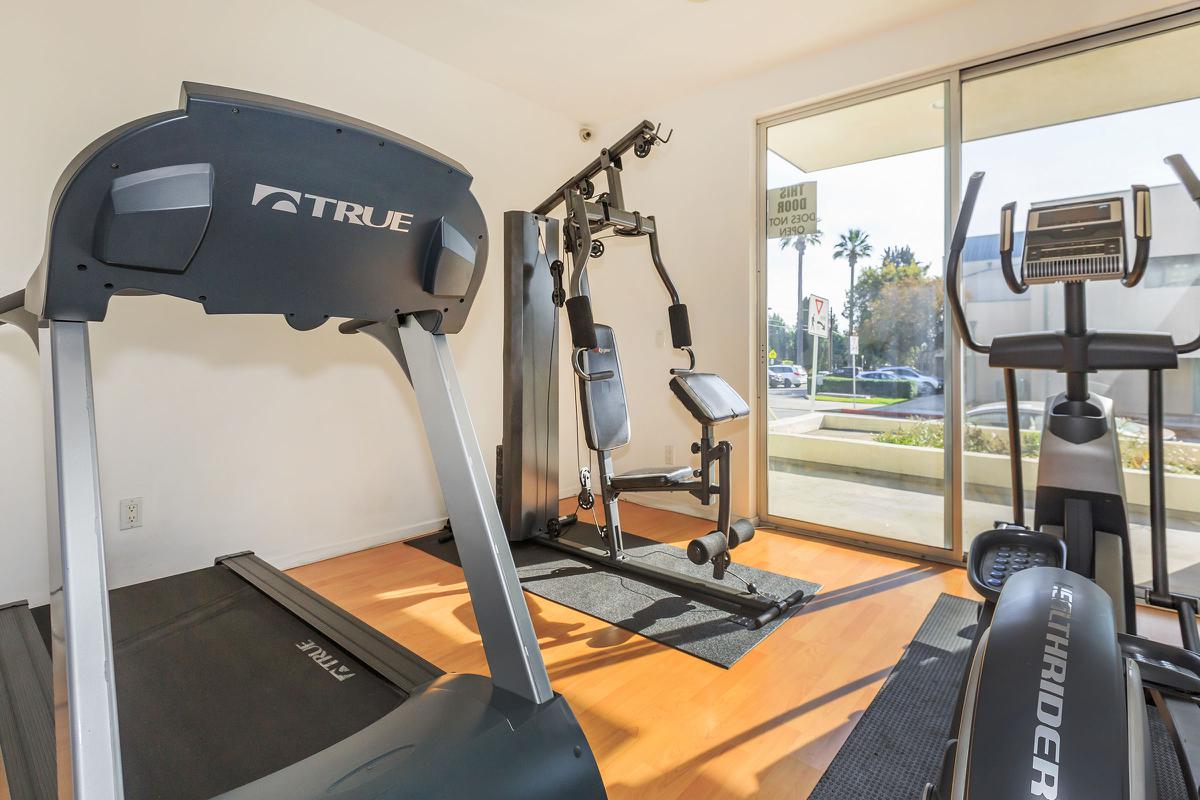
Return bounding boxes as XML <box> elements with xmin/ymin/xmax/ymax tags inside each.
<box><xmin>959</xmin><ymin>21</ymin><xmax>1200</xmax><ymax>587</ymax></box>
<box><xmin>759</xmin><ymin>12</ymin><xmax>1200</xmax><ymax>562</ymax></box>
<box><xmin>761</xmin><ymin>82</ymin><xmax>952</xmax><ymax>553</ymax></box>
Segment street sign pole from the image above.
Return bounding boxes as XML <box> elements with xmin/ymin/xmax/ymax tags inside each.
<box><xmin>849</xmin><ymin>334</ymin><xmax>860</xmax><ymax>401</ymax></box>
<box><xmin>807</xmin><ymin>294</ymin><xmax>830</xmax><ymax>413</ymax></box>
<box><xmin>810</xmin><ymin>331</ymin><xmax>819</xmax><ymax>412</ymax></box>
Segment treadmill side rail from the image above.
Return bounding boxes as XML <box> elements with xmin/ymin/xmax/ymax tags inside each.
<box><xmin>40</xmin><ymin>321</ymin><xmax>124</xmax><ymax>799</ymax></box>
<box><xmin>217</xmin><ymin>552</ymin><xmax>441</xmax><ymax>692</ymax></box>
<box><xmin>0</xmin><ymin>602</ymin><xmax>54</xmax><ymax>800</ymax></box>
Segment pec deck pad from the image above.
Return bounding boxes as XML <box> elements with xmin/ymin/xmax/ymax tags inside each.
<box><xmin>27</xmin><ymin>82</ymin><xmax>488</xmax><ymax>333</ymax></box>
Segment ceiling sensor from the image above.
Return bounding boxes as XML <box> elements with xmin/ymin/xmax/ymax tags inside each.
<box><xmin>579</xmin><ymin>128</ymin><xmax>593</xmax><ymax>142</ymax></box>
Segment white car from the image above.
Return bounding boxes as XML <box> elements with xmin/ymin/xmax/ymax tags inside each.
<box><xmin>877</xmin><ymin>366</ymin><xmax>943</xmax><ymax>395</ymax></box>
<box><xmin>768</xmin><ymin>364</ymin><xmax>808</xmax><ymax>392</ymax></box>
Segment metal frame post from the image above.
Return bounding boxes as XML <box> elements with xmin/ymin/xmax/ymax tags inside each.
<box><xmin>387</xmin><ymin>317</ymin><xmax>553</xmax><ymax>705</ymax></box>
<box><xmin>596</xmin><ymin>451</ymin><xmax>624</xmax><ymax>558</ymax></box>
<box><xmin>40</xmin><ymin>320</ymin><xmax>124</xmax><ymax>799</ymax></box>
<box><xmin>499</xmin><ymin>213</ymin><xmax>561</xmax><ymax>542</ymax></box>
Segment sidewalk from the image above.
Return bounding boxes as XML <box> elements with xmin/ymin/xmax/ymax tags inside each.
<box><xmin>768</xmin><ymin>465</ymin><xmax>1200</xmax><ymax>595</ymax></box>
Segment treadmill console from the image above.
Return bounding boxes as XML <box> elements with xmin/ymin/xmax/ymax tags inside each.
<box><xmin>1022</xmin><ymin>197</ymin><xmax>1126</xmax><ymax>284</ymax></box>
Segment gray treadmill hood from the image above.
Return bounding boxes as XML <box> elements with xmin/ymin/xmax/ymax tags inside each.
<box><xmin>25</xmin><ymin>82</ymin><xmax>488</xmax><ymax>333</ymax></box>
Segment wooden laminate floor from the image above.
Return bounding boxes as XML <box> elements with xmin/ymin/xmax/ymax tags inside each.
<box><xmin>287</xmin><ymin>500</ymin><xmax>1180</xmax><ymax>799</ymax></box>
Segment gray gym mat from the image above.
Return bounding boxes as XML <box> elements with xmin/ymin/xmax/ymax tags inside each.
<box><xmin>407</xmin><ymin>523</ymin><xmax>819</xmax><ymax>668</ymax></box>
<box><xmin>809</xmin><ymin>593</ymin><xmax>1189</xmax><ymax>799</ymax></box>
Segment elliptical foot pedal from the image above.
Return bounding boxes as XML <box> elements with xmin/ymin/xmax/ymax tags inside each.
<box><xmin>968</xmin><ymin>528</ymin><xmax>1066</xmax><ymax>602</ymax></box>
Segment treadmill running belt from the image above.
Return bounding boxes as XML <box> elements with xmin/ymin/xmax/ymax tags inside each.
<box><xmin>38</xmin><ymin>565</ymin><xmax>408</xmax><ymax>800</ymax></box>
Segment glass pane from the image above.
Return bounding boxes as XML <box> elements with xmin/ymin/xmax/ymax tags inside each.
<box><xmin>764</xmin><ymin>82</ymin><xmax>948</xmax><ymax>549</ymax></box>
<box><xmin>961</xmin><ymin>22</ymin><xmax>1200</xmax><ymax>592</ymax></box>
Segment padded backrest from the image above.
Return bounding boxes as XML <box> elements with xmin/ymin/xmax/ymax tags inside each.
<box><xmin>579</xmin><ymin>324</ymin><xmax>631</xmax><ymax>453</ymax></box>
<box><xmin>669</xmin><ymin>372</ymin><xmax>749</xmax><ymax>426</ymax></box>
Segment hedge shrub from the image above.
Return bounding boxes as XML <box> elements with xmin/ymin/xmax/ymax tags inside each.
<box><xmin>819</xmin><ymin>376</ymin><xmax>915</xmax><ymax>399</ymax></box>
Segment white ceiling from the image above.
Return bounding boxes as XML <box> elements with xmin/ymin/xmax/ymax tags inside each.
<box><xmin>316</xmin><ymin>0</ymin><xmax>971</xmax><ymax>122</ymax></box>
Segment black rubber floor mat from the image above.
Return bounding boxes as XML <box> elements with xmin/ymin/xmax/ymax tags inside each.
<box><xmin>408</xmin><ymin>523</ymin><xmax>819</xmax><ymax>668</ymax></box>
<box><xmin>809</xmin><ymin>593</ymin><xmax>1189</xmax><ymax>799</ymax></box>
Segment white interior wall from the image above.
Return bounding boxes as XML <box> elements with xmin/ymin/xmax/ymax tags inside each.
<box><xmin>573</xmin><ymin>0</ymin><xmax>1189</xmax><ymax>522</ymax></box>
<box><xmin>0</xmin><ymin>0</ymin><xmax>585</xmax><ymax>604</ymax></box>
<box><xmin>3</xmin><ymin>1</ymin><xmax>1189</xmax><ymax>605</ymax></box>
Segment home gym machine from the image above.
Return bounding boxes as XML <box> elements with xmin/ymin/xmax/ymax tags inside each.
<box><xmin>925</xmin><ymin>155</ymin><xmax>1200</xmax><ymax>799</ymax></box>
<box><xmin>497</xmin><ymin>121</ymin><xmax>807</xmax><ymax>629</ymax></box>
<box><xmin>0</xmin><ymin>83</ymin><xmax>603</xmax><ymax>800</ymax></box>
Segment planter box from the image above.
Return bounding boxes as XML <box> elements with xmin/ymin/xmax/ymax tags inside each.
<box><xmin>768</xmin><ymin>431</ymin><xmax>1200</xmax><ymax>514</ymax></box>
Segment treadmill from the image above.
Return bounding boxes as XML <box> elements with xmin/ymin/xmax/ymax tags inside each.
<box><xmin>0</xmin><ymin>83</ymin><xmax>605</xmax><ymax>800</ymax></box>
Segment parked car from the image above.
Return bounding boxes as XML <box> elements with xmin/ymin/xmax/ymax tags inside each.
<box><xmin>767</xmin><ymin>364</ymin><xmax>808</xmax><ymax>392</ymax></box>
<box><xmin>877</xmin><ymin>365</ymin><xmax>943</xmax><ymax>395</ymax></box>
<box><xmin>830</xmin><ymin>366</ymin><xmax>866</xmax><ymax>378</ymax></box>
<box><xmin>967</xmin><ymin>401</ymin><xmax>1176</xmax><ymax>440</ymax></box>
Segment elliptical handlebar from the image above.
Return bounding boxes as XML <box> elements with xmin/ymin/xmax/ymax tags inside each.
<box><xmin>998</xmin><ymin>201</ymin><xmax>1027</xmax><ymax>296</ymax></box>
<box><xmin>1167</xmin><ymin>154</ymin><xmax>1200</xmax><ymax>203</ymax></box>
<box><xmin>948</xmin><ymin>156</ymin><xmax>1200</xmax><ymax>356</ymax></box>
<box><xmin>946</xmin><ymin>171</ymin><xmax>989</xmax><ymax>354</ymax></box>
<box><xmin>1166</xmin><ymin>154</ymin><xmax>1200</xmax><ymax>354</ymax></box>
<box><xmin>1122</xmin><ymin>184</ymin><xmax>1153</xmax><ymax>288</ymax></box>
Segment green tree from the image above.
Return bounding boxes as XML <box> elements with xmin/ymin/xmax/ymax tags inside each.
<box><xmin>881</xmin><ymin>244</ymin><xmax>915</xmax><ymax>266</ymax></box>
<box><xmin>766</xmin><ymin>311</ymin><xmax>796</xmax><ymax>363</ymax></box>
<box><xmin>850</xmin><ymin>257</ymin><xmax>928</xmax><ymax>338</ymax></box>
<box><xmin>850</xmin><ymin>247</ymin><xmax>944</xmax><ymax>371</ymax></box>
<box><xmin>833</xmin><ymin>228</ymin><xmax>873</xmax><ymax>336</ymax></box>
<box><xmin>779</xmin><ymin>228</ymin><xmax>822</xmax><ymax>370</ymax></box>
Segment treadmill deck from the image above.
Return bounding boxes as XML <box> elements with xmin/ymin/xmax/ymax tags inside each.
<box><xmin>15</xmin><ymin>555</ymin><xmax>441</xmax><ymax>799</ymax></box>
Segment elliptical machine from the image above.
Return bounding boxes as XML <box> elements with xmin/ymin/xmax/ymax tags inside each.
<box><xmin>926</xmin><ymin>154</ymin><xmax>1200</xmax><ymax>800</ymax></box>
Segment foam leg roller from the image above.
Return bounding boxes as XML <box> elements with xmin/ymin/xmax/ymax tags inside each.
<box><xmin>565</xmin><ymin>296</ymin><xmax>598</xmax><ymax>349</ymax></box>
<box><xmin>687</xmin><ymin>531</ymin><xmax>728</xmax><ymax>565</ymax></box>
<box><xmin>728</xmin><ymin>518</ymin><xmax>756</xmax><ymax>549</ymax></box>
<box><xmin>668</xmin><ymin>303</ymin><xmax>692</xmax><ymax>348</ymax></box>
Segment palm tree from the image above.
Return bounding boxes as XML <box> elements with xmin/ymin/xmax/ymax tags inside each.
<box><xmin>833</xmin><ymin>228</ymin><xmax>873</xmax><ymax>336</ymax></box>
<box><xmin>779</xmin><ymin>229</ymin><xmax>822</xmax><ymax>369</ymax></box>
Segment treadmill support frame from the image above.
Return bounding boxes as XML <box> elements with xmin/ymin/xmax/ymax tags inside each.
<box><xmin>361</xmin><ymin>317</ymin><xmax>554</xmax><ymax>706</ymax></box>
<box><xmin>40</xmin><ymin>320</ymin><xmax>124</xmax><ymax>799</ymax></box>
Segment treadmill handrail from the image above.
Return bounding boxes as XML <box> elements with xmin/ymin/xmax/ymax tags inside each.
<box><xmin>0</xmin><ymin>289</ymin><xmax>40</xmax><ymax>348</ymax></box>
<box><xmin>0</xmin><ymin>289</ymin><xmax>23</xmax><ymax>315</ymax></box>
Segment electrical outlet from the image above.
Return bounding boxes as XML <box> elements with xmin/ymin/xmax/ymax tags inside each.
<box><xmin>119</xmin><ymin>497</ymin><xmax>143</xmax><ymax>531</ymax></box>
<box><xmin>664</xmin><ymin>444</ymin><xmax>675</xmax><ymax>464</ymax></box>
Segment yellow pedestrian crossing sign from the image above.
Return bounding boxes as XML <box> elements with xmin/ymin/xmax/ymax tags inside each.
<box><xmin>768</xmin><ymin>348</ymin><xmax>777</xmax><ymax>360</ymax></box>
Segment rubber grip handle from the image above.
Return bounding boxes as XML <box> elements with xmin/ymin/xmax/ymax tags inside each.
<box><xmin>566</xmin><ymin>296</ymin><xmax>598</xmax><ymax>349</ymax></box>
<box><xmin>669</xmin><ymin>303</ymin><xmax>691</xmax><ymax>348</ymax></box>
